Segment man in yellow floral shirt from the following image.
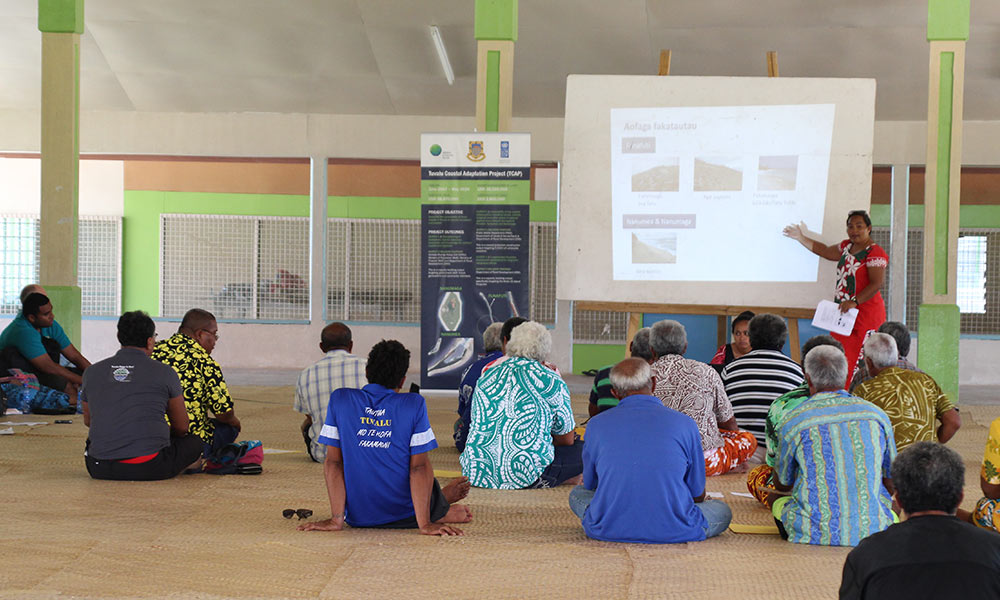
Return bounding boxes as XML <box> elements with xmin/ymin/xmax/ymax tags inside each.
<box><xmin>151</xmin><ymin>309</ymin><xmax>241</xmax><ymax>456</ymax></box>
<box><xmin>971</xmin><ymin>417</ymin><xmax>1000</xmax><ymax>533</ymax></box>
<box><xmin>854</xmin><ymin>333</ymin><xmax>960</xmax><ymax>451</ymax></box>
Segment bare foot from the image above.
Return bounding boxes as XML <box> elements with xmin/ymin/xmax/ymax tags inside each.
<box><xmin>437</xmin><ymin>504</ymin><xmax>473</xmax><ymax>524</ymax></box>
<box><xmin>561</xmin><ymin>474</ymin><xmax>583</xmax><ymax>486</ymax></box>
<box><xmin>730</xmin><ymin>462</ymin><xmax>751</xmax><ymax>474</ymax></box>
<box><xmin>442</xmin><ymin>476</ymin><xmax>471</xmax><ymax>503</ymax></box>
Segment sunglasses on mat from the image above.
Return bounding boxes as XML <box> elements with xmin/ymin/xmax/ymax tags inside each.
<box><xmin>282</xmin><ymin>508</ymin><xmax>313</xmax><ymax>520</ymax></box>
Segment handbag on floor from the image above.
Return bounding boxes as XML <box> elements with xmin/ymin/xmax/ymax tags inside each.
<box><xmin>205</xmin><ymin>440</ymin><xmax>264</xmax><ymax>475</ymax></box>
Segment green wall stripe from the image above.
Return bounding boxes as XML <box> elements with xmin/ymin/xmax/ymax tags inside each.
<box><xmin>529</xmin><ymin>201</ymin><xmax>556</xmax><ymax>222</ymax></box>
<box><xmin>159</xmin><ymin>191</ymin><xmax>309</xmax><ymax>216</ymax></box>
<box><xmin>572</xmin><ymin>343</ymin><xmax>625</xmax><ymax>375</ymax></box>
<box><xmin>485</xmin><ymin>50</ymin><xmax>501</xmax><ymax>132</ymax></box>
<box><xmin>122</xmin><ymin>191</ymin><xmax>310</xmax><ymax>314</ymax></box>
<box><xmin>122</xmin><ymin>191</ymin><xmax>163</xmax><ymax>314</ymax></box>
<box><xmin>328</xmin><ymin>196</ymin><xmax>421</xmax><ymax>220</ymax></box>
<box><xmin>867</xmin><ymin>204</ymin><xmax>1000</xmax><ymax>230</ymax></box>
<box><xmin>327</xmin><ymin>196</ymin><xmax>555</xmax><ymax>222</ymax></box>
<box><xmin>934</xmin><ymin>52</ymin><xmax>955</xmax><ymax>295</ymax></box>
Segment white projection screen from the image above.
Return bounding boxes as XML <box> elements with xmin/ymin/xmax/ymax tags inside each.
<box><xmin>558</xmin><ymin>75</ymin><xmax>876</xmax><ymax>310</ymax></box>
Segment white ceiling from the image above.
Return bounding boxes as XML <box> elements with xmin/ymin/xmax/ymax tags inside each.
<box><xmin>1</xmin><ymin>0</ymin><xmax>998</xmax><ymax>121</ymax></box>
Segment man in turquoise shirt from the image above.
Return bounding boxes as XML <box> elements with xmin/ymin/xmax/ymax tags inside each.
<box><xmin>0</xmin><ymin>284</ymin><xmax>91</xmax><ymax>402</ymax></box>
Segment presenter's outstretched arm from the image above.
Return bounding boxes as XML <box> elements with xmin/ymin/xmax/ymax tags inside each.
<box><xmin>783</xmin><ymin>222</ymin><xmax>841</xmax><ymax>261</ymax></box>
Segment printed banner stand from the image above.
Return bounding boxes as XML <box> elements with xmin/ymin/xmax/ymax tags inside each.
<box><xmin>420</xmin><ymin>132</ymin><xmax>531</xmax><ymax>391</ymax></box>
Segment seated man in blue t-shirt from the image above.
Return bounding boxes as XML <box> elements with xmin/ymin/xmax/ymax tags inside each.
<box><xmin>299</xmin><ymin>340</ymin><xmax>473</xmax><ymax>536</ymax></box>
<box><xmin>0</xmin><ymin>287</ymin><xmax>91</xmax><ymax>402</ymax></box>
<box><xmin>569</xmin><ymin>357</ymin><xmax>733</xmax><ymax>543</ymax></box>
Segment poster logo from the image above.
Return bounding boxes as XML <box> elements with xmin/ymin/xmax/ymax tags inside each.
<box><xmin>429</xmin><ymin>144</ymin><xmax>442</xmax><ymax>156</ymax></box>
<box><xmin>467</xmin><ymin>141</ymin><xmax>485</xmax><ymax>162</ymax></box>
<box><xmin>500</xmin><ymin>141</ymin><xmax>509</xmax><ymax>158</ymax></box>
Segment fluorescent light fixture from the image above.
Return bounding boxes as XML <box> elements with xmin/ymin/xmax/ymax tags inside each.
<box><xmin>429</xmin><ymin>25</ymin><xmax>455</xmax><ymax>86</ymax></box>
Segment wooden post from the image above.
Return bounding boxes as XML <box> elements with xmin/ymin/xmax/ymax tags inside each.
<box><xmin>766</xmin><ymin>51</ymin><xmax>779</xmax><ymax>77</ymax></box>
<box><xmin>787</xmin><ymin>318</ymin><xmax>801</xmax><ymax>362</ymax></box>
<box><xmin>717</xmin><ymin>316</ymin><xmax>728</xmax><ymax>348</ymax></box>
<box><xmin>658</xmin><ymin>50</ymin><xmax>671</xmax><ymax>76</ymax></box>
<box><xmin>624</xmin><ymin>312</ymin><xmax>642</xmax><ymax>358</ymax></box>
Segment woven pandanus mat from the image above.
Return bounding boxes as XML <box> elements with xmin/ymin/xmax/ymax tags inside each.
<box><xmin>0</xmin><ymin>384</ymin><xmax>995</xmax><ymax>599</ymax></box>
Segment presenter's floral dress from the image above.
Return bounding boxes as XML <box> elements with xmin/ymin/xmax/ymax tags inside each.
<box><xmin>832</xmin><ymin>240</ymin><xmax>888</xmax><ymax>382</ymax></box>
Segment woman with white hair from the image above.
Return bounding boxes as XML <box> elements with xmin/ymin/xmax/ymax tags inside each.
<box><xmin>460</xmin><ymin>321</ymin><xmax>582</xmax><ymax>489</ymax></box>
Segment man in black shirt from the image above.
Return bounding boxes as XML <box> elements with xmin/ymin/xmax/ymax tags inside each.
<box><xmin>840</xmin><ymin>441</ymin><xmax>1000</xmax><ymax>600</ymax></box>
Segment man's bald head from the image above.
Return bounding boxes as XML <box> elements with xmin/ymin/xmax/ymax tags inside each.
<box><xmin>320</xmin><ymin>322</ymin><xmax>353</xmax><ymax>352</ymax></box>
<box><xmin>179</xmin><ymin>308</ymin><xmax>216</xmax><ymax>333</ymax></box>
<box><xmin>20</xmin><ymin>284</ymin><xmax>45</xmax><ymax>303</ymax></box>
<box><xmin>609</xmin><ymin>357</ymin><xmax>653</xmax><ymax>399</ymax></box>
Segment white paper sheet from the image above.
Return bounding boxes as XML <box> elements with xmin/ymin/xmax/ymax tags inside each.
<box><xmin>730</xmin><ymin>492</ymin><xmax>755</xmax><ymax>498</ymax></box>
<box><xmin>811</xmin><ymin>299</ymin><xmax>859</xmax><ymax>336</ymax></box>
<box><xmin>0</xmin><ymin>421</ymin><xmax>48</xmax><ymax>427</ymax></box>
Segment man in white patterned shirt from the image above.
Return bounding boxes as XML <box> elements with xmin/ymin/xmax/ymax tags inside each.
<box><xmin>294</xmin><ymin>323</ymin><xmax>366</xmax><ymax>462</ymax></box>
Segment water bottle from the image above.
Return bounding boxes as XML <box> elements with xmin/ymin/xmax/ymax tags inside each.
<box><xmin>77</xmin><ymin>397</ymin><xmax>84</xmax><ymax>414</ymax></box>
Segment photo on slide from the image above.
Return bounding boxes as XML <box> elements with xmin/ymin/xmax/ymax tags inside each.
<box><xmin>631</xmin><ymin>232</ymin><xmax>677</xmax><ymax>264</ymax></box>
<box><xmin>757</xmin><ymin>155</ymin><xmax>799</xmax><ymax>191</ymax></box>
<box><xmin>631</xmin><ymin>157</ymin><xmax>680</xmax><ymax>192</ymax></box>
<box><xmin>694</xmin><ymin>157</ymin><xmax>743</xmax><ymax>192</ymax></box>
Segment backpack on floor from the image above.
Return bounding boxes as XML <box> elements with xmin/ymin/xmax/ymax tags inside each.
<box><xmin>205</xmin><ymin>440</ymin><xmax>264</xmax><ymax>475</ymax></box>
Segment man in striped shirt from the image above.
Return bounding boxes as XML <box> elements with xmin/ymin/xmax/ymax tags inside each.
<box><xmin>721</xmin><ymin>314</ymin><xmax>804</xmax><ymax>450</ymax></box>
<box><xmin>771</xmin><ymin>345</ymin><xmax>897</xmax><ymax>546</ymax></box>
<box><xmin>294</xmin><ymin>323</ymin><xmax>366</xmax><ymax>462</ymax></box>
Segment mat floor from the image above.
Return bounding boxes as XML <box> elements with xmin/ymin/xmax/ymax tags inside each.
<box><xmin>2</xmin><ymin>383</ymin><xmax>997</xmax><ymax>599</ymax></box>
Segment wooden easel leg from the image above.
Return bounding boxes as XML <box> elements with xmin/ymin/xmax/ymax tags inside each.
<box><xmin>788</xmin><ymin>317</ymin><xmax>801</xmax><ymax>363</ymax></box>
<box><xmin>625</xmin><ymin>312</ymin><xmax>642</xmax><ymax>358</ymax></box>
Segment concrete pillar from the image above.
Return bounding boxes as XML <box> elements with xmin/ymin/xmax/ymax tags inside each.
<box><xmin>474</xmin><ymin>0</ymin><xmax>517</xmax><ymax>132</ymax></box>
<box><xmin>38</xmin><ymin>0</ymin><xmax>84</xmax><ymax>345</ymax></box>
<box><xmin>918</xmin><ymin>0</ymin><xmax>968</xmax><ymax>401</ymax></box>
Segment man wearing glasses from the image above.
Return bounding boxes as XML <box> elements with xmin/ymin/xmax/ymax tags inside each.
<box><xmin>82</xmin><ymin>311</ymin><xmax>202</xmax><ymax>480</ymax></box>
<box><xmin>152</xmin><ymin>308</ymin><xmax>241</xmax><ymax>457</ymax></box>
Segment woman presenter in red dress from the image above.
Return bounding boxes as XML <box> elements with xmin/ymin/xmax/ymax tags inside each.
<box><xmin>783</xmin><ymin>210</ymin><xmax>887</xmax><ymax>383</ymax></box>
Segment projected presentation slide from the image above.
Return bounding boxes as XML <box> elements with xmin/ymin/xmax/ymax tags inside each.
<box><xmin>610</xmin><ymin>104</ymin><xmax>834</xmax><ymax>282</ymax></box>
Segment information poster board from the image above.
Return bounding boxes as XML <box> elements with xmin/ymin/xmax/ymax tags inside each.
<box><xmin>420</xmin><ymin>132</ymin><xmax>531</xmax><ymax>390</ymax></box>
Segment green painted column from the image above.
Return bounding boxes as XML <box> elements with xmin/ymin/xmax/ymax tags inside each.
<box><xmin>918</xmin><ymin>0</ymin><xmax>968</xmax><ymax>402</ymax></box>
<box><xmin>474</xmin><ymin>0</ymin><xmax>517</xmax><ymax>132</ymax></box>
<box><xmin>38</xmin><ymin>0</ymin><xmax>84</xmax><ymax>346</ymax></box>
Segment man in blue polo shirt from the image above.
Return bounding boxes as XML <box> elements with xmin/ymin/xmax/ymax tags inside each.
<box><xmin>569</xmin><ymin>357</ymin><xmax>733</xmax><ymax>543</ymax></box>
<box><xmin>299</xmin><ymin>340</ymin><xmax>472</xmax><ymax>536</ymax></box>
<box><xmin>0</xmin><ymin>287</ymin><xmax>91</xmax><ymax>401</ymax></box>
